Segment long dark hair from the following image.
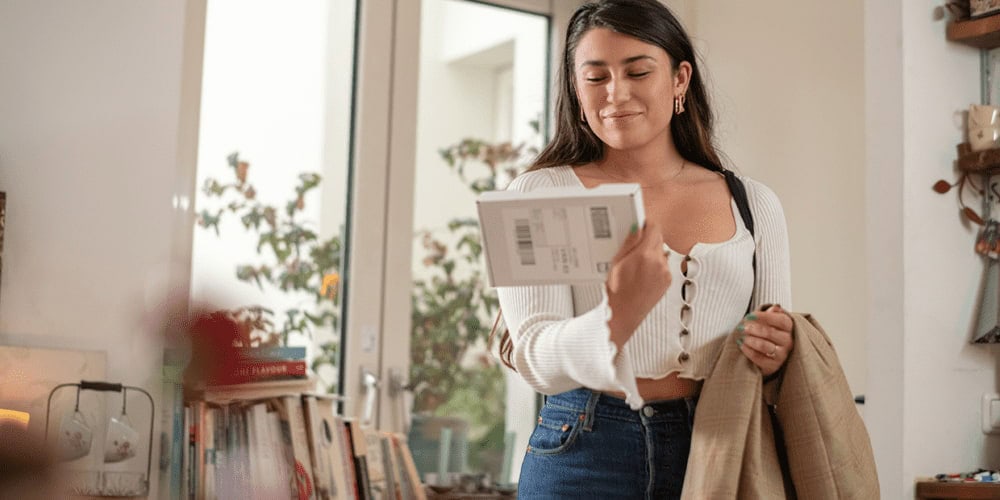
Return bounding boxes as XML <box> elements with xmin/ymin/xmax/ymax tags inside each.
<box><xmin>492</xmin><ymin>0</ymin><xmax>725</xmax><ymax>369</ymax></box>
<box><xmin>538</xmin><ymin>0</ymin><xmax>723</xmax><ymax>173</ymax></box>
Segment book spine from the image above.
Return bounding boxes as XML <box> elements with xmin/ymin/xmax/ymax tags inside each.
<box><xmin>168</xmin><ymin>382</ymin><xmax>184</xmax><ymax>500</ymax></box>
<box><xmin>319</xmin><ymin>404</ymin><xmax>354</xmax><ymax>500</ymax></box>
<box><xmin>228</xmin><ymin>360</ymin><xmax>307</xmax><ymax>383</ymax></box>
<box><xmin>302</xmin><ymin>396</ymin><xmax>332</xmax><ymax>499</ymax></box>
<box><xmin>379</xmin><ymin>434</ymin><xmax>401</xmax><ymax>500</ymax></box>
<box><xmin>194</xmin><ymin>401</ymin><xmax>207</xmax><ymax>500</ymax></box>
<box><xmin>204</xmin><ymin>407</ymin><xmax>216</xmax><ymax>500</ymax></box>
<box><xmin>285</xmin><ymin>396</ymin><xmax>316</xmax><ymax>500</ymax></box>
<box><xmin>182</xmin><ymin>406</ymin><xmax>191</xmax><ymax>500</ymax></box>
<box><xmin>342</xmin><ymin>420</ymin><xmax>365</xmax><ymax>500</ymax></box>
<box><xmin>267</xmin><ymin>410</ymin><xmax>294</xmax><ymax>498</ymax></box>
<box><xmin>245</xmin><ymin>346</ymin><xmax>307</xmax><ymax>360</ymax></box>
<box><xmin>394</xmin><ymin>435</ymin><xmax>426</xmax><ymax>500</ymax></box>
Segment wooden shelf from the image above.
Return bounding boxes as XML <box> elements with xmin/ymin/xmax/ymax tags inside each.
<box><xmin>957</xmin><ymin>142</ymin><xmax>1000</xmax><ymax>175</ymax></box>
<box><xmin>916</xmin><ymin>480</ymin><xmax>1000</xmax><ymax>499</ymax></box>
<box><xmin>948</xmin><ymin>14</ymin><xmax>1000</xmax><ymax>49</ymax></box>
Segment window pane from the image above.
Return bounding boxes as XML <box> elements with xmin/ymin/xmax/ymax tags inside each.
<box><xmin>407</xmin><ymin>0</ymin><xmax>548</xmax><ymax>485</ymax></box>
<box><xmin>189</xmin><ymin>0</ymin><xmax>356</xmax><ymax>393</ymax></box>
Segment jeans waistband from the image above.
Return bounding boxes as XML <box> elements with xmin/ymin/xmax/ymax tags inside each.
<box><xmin>544</xmin><ymin>388</ymin><xmax>697</xmax><ymax>426</ymax></box>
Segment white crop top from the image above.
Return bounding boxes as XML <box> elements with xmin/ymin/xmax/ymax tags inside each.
<box><xmin>495</xmin><ymin>165</ymin><xmax>792</xmax><ymax>409</ymax></box>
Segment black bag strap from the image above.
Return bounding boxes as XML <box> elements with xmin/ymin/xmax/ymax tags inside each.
<box><xmin>722</xmin><ymin>170</ymin><xmax>756</xmax><ymax>314</ymax></box>
<box><xmin>725</xmin><ymin>171</ymin><xmax>795</xmax><ymax>493</ymax></box>
<box><xmin>722</xmin><ymin>169</ymin><xmax>754</xmax><ymax>237</ymax></box>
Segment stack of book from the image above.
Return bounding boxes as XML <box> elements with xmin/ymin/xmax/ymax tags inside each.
<box><xmin>231</xmin><ymin>346</ymin><xmax>309</xmax><ymax>385</ymax></box>
<box><xmin>160</xmin><ymin>349</ymin><xmax>427</xmax><ymax>500</ymax></box>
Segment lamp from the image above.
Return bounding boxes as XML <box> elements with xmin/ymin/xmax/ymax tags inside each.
<box><xmin>0</xmin><ymin>409</ymin><xmax>30</xmax><ymax>429</ymax></box>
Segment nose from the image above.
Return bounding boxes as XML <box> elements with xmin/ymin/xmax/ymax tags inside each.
<box><xmin>606</xmin><ymin>76</ymin><xmax>631</xmax><ymax>104</ymax></box>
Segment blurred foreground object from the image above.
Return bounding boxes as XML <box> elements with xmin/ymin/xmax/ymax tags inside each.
<box><xmin>0</xmin><ymin>424</ymin><xmax>62</xmax><ymax>499</ymax></box>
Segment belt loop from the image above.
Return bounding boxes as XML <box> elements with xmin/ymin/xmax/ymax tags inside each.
<box><xmin>684</xmin><ymin>397</ymin><xmax>697</xmax><ymax>428</ymax></box>
<box><xmin>581</xmin><ymin>390</ymin><xmax>600</xmax><ymax>431</ymax></box>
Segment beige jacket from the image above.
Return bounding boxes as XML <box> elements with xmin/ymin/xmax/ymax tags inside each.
<box><xmin>681</xmin><ymin>313</ymin><xmax>879</xmax><ymax>499</ymax></box>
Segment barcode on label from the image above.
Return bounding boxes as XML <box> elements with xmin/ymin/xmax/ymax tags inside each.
<box><xmin>515</xmin><ymin>219</ymin><xmax>535</xmax><ymax>265</ymax></box>
<box><xmin>590</xmin><ymin>206</ymin><xmax>611</xmax><ymax>239</ymax></box>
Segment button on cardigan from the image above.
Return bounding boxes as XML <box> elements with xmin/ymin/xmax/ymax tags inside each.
<box><xmin>496</xmin><ymin>165</ymin><xmax>792</xmax><ymax>409</ymax></box>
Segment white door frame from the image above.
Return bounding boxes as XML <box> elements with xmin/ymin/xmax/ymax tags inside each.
<box><xmin>357</xmin><ymin>0</ymin><xmax>586</xmax><ymax>433</ymax></box>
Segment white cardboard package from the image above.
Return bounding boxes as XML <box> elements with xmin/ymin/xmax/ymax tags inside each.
<box><xmin>477</xmin><ymin>183</ymin><xmax>645</xmax><ymax>287</ymax></box>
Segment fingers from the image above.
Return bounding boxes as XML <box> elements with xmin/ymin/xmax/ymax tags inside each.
<box><xmin>612</xmin><ymin>221</ymin><xmax>646</xmax><ymax>264</ymax></box>
<box><xmin>738</xmin><ymin>330</ymin><xmax>781</xmax><ymax>358</ymax></box>
<box><xmin>613</xmin><ymin>220</ymin><xmax>664</xmax><ymax>263</ymax></box>
<box><xmin>739</xmin><ymin>314</ymin><xmax>789</xmax><ymax>346</ymax></box>
<box><xmin>739</xmin><ymin>343</ymin><xmax>783</xmax><ymax>375</ymax></box>
<box><xmin>756</xmin><ymin>304</ymin><xmax>793</xmax><ymax>331</ymax></box>
<box><xmin>737</xmin><ymin>304</ymin><xmax>794</xmax><ymax>375</ymax></box>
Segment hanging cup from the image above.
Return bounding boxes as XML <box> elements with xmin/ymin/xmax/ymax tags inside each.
<box><xmin>57</xmin><ymin>410</ymin><xmax>93</xmax><ymax>461</ymax></box>
<box><xmin>104</xmin><ymin>389</ymin><xmax>138</xmax><ymax>463</ymax></box>
<box><xmin>968</xmin><ymin>104</ymin><xmax>1000</xmax><ymax>151</ymax></box>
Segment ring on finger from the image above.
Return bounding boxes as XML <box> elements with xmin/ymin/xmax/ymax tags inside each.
<box><xmin>766</xmin><ymin>345</ymin><xmax>778</xmax><ymax>358</ymax></box>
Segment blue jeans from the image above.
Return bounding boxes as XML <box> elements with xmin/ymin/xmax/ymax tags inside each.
<box><xmin>518</xmin><ymin>388</ymin><xmax>697</xmax><ymax>499</ymax></box>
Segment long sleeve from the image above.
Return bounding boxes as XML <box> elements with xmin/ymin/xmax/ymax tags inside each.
<box><xmin>743</xmin><ymin>177</ymin><xmax>793</xmax><ymax>311</ymax></box>
<box><xmin>494</xmin><ymin>169</ymin><xmax>642</xmax><ymax>407</ymax></box>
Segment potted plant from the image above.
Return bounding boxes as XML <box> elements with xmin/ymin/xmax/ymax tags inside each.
<box><xmin>407</xmin><ymin>129</ymin><xmax>538</xmax><ymax>478</ymax></box>
<box><xmin>196</xmin><ymin>152</ymin><xmax>343</xmax><ymax>390</ymax></box>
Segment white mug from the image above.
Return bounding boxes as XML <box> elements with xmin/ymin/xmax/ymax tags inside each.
<box><xmin>104</xmin><ymin>413</ymin><xmax>139</xmax><ymax>463</ymax></box>
<box><xmin>57</xmin><ymin>410</ymin><xmax>93</xmax><ymax>461</ymax></box>
<box><xmin>968</xmin><ymin>104</ymin><xmax>1000</xmax><ymax>151</ymax></box>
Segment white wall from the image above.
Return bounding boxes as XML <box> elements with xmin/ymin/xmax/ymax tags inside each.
<box><xmin>865</xmin><ymin>1</ymin><xmax>1000</xmax><ymax>496</ymax></box>
<box><xmin>0</xmin><ymin>0</ymin><xmax>196</xmax><ymax>493</ymax></box>
<box><xmin>864</xmin><ymin>0</ymin><xmax>907</xmax><ymax>494</ymax></box>
<box><xmin>677</xmin><ymin>1</ymin><xmax>869</xmax><ymax>401</ymax></box>
<box><xmin>897</xmin><ymin>1</ymin><xmax>1000</xmax><ymax>496</ymax></box>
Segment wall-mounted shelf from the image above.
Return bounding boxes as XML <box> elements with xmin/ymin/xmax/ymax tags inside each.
<box><xmin>957</xmin><ymin>142</ymin><xmax>1000</xmax><ymax>175</ymax></box>
<box><xmin>948</xmin><ymin>15</ymin><xmax>1000</xmax><ymax>50</ymax></box>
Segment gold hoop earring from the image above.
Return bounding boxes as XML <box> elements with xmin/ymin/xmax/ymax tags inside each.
<box><xmin>674</xmin><ymin>94</ymin><xmax>686</xmax><ymax>115</ymax></box>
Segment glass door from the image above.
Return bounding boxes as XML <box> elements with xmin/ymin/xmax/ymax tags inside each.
<box><xmin>377</xmin><ymin>0</ymin><xmax>583</xmax><ymax>486</ymax></box>
<box><xmin>189</xmin><ymin>0</ymin><xmax>357</xmax><ymax>394</ymax></box>
<box><xmin>404</xmin><ymin>1</ymin><xmax>548</xmax><ymax>484</ymax></box>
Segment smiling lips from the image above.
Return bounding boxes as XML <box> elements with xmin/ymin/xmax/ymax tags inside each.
<box><xmin>601</xmin><ymin>110</ymin><xmax>641</xmax><ymax>120</ymax></box>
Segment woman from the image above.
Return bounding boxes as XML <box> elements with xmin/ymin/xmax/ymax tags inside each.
<box><xmin>494</xmin><ymin>0</ymin><xmax>794</xmax><ymax>497</ymax></box>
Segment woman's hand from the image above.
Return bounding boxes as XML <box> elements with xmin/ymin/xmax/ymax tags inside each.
<box><xmin>606</xmin><ymin>221</ymin><xmax>672</xmax><ymax>349</ymax></box>
<box><xmin>737</xmin><ymin>304</ymin><xmax>794</xmax><ymax>377</ymax></box>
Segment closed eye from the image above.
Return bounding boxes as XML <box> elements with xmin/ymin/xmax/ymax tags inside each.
<box><xmin>629</xmin><ymin>72</ymin><xmax>650</xmax><ymax>78</ymax></box>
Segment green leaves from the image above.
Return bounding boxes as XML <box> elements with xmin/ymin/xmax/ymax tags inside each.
<box><xmin>195</xmin><ymin>152</ymin><xmax>344</xmax><ymax>392</ymax></box>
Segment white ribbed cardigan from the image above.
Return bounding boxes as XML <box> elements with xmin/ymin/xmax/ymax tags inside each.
<box><xmin>496</xmin><ymin>166</ymin><xmax>792</xmax><ymax>409</ymax></box>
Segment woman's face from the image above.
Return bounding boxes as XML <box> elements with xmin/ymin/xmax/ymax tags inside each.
<box><xmin>573</xmin><ymin>28</ymin><xmax>688</xmax><ymax>153</ymax></box>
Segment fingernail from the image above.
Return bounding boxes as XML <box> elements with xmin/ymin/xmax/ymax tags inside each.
<box><xmin>745</xmin><ymin>313</ymin><xmax>757</xmax><ymax>321</ymax></box>
<box><xmin>630</xmin><ymin>223</ymin><xmax>638</xmax><ymax>234</ymax></box>
<box><xmin>736</xmin><ymin>335</ymin><xmax>744</xmax><ymax>347</ymax></box>
<box><xmin>736</xmin><ymin>323</ymin><xmax>745</xmax><ymax>332</ymax></box>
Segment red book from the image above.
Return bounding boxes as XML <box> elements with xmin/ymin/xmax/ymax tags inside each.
<box><xmin>209</xmin><ymin>359</ymin><xmax>307</xmax><ymax>385</ymax></box>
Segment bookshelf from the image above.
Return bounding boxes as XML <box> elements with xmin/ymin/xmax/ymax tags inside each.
<box><xmin>161</xmin><ymin>350</ymin><xmax>429</xmax><ymax>500</ymax></box>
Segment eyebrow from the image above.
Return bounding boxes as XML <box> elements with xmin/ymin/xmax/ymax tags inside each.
<box><xmin>578</xmin><ymin>55</ymin><xmax>656</xmax><ymax>69</ymax></box>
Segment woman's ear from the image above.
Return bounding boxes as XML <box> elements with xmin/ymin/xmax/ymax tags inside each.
<box><xmin>675</xmin><ymin>60</ymin><xmax>693</xmax><ymax>94</ymax></box>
